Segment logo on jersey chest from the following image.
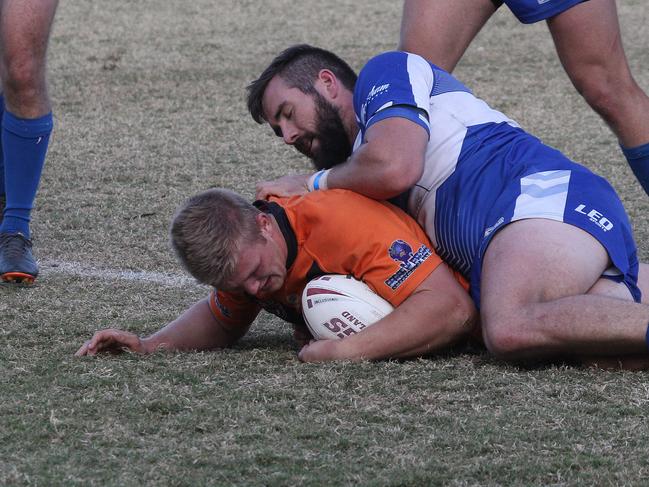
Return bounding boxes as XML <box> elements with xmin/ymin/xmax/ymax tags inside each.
<box><xmin>385</xmin><ymin>240</ymin><xmax>432</xmax><ymax>290</ymax></box>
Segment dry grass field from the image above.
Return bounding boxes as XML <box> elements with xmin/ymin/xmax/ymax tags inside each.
<box><xmin>2</xmin><ymin>1</ymin><xmax>649</xmax><ymax>485</ymax></box>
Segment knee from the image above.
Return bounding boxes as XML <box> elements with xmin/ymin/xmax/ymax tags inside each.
<box><xmin>480</xmin><ymin>312</ymin><xmax>534</xmax><ymax>360</ymax></box>
<box><xmin>1</xmin><ymin>53</ymin><xmax>45</xmax><ymax>100</ymax></box>
<box><xmin>572</xmin><ymin>71</ymin><xmax>638</xmax><ymax>124</ymax></box>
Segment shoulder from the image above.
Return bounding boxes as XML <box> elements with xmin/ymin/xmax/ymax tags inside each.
<box><xmin>279</xmin><ymin>189</ymin><xmax>388</xmax><ymax>224</ymax></box>
<box><xmin>361</xmin><ymin>51</ymin><xmax>426</xmax><ymax>71</ymax></box>
<box><xmin>358</xmin><ymin>51</ymin><xmax>434</xmax><ymax>85</ymax></box>
<box><xmin>282</xmin><ymin>190</ymin><xmax>424</xmax><ymax>243</ymax></box>
<box><xmin>361</xmin><ymin>51</ymin><xmax>407</xmax><ymax>70</ymax></box>
<box><xmin>276</xmin><ymin>190</ymin><xmax>394</xmax><ymax>238</ymax></box>
<box><xmin>354</xmin><ymin>51</ymin><xmax>436</xmax><ymax>127</ymax></box>
<box><xmin>273</xmin><ymin>190</ymin><xmax>431</xmax><ymax>245</ymax></box>
<box><xmin>298</xmin><ymin>188</ymin><xmax>389</xmax><ymax>212</ymax></box>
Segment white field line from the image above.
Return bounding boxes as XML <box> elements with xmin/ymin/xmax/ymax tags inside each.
<box><xmin>39</xmin><ymin>260</ymin><xmax>200</xmax><ymax>288</ymax></box>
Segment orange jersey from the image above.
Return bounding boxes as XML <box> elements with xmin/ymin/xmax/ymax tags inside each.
<box><xmin>209</xmin><ymin>189</ymin><xmax>465</xmax><ymax>330</ymax></box>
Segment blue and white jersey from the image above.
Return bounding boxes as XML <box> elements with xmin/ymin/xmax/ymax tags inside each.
<box><xmin>353</xmin><ymin>51</ymin><xmax>522</xmax><ymax>277</ymax></box>
<box><xmin>352</xmin><ymin>51</ymin><xmax>640</xmax><ymax>303</ymax></box>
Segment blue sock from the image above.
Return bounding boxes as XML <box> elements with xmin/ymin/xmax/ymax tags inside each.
<box><xmin>622</xmin><ymin>141</ymin><xmax>649</xmax><ymax>197</ymax></box>
<box><xmin>0</xmin><ymin>110</ymin><xmax>53</xmax><ymax>238</ymax></box>
<box><xmin>0</xmin><ymin>95</ymin><xmax>4</xmax><ymax>197</ymax></box>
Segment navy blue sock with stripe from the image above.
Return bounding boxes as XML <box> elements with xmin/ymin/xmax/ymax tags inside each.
<box><xmin>622</xmin><ymin>142</ymin><xmax>649</xmax><ymax>197</ymax></box>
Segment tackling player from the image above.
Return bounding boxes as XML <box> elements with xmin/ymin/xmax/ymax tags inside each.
<box><xmin>76</xmin><ymin>188</ymin><xmax>477</xmax><ymax>362</ymax></box>
<box><xmin>250</xmin><ymin>45</ymin><xmax>649</xmax><ymax>365</ymax></box>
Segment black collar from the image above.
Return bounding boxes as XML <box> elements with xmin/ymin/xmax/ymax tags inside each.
<box><xmin>253</xmin><ymin>200</ymin><xmax>298</xmax><ymax>270</ymax></box>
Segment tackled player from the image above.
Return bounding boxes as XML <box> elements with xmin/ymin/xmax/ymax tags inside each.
<box><xmin>76</xmin><ymin>188</ymin><xmax>477</xmax><ymax>362</ymax></box>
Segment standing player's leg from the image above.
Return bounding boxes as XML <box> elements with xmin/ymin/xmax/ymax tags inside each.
<box><xmin>398</xmin><ymin>0</ymin><xmax>500</xmax><ymax>73</ymax></box>
<box><xmin>0</xmin><ymin>94</ymin><xmax>4</xmax><ymax>227</ymax></box>
<box><xmin>547</xmin><ymin>0</ymin><xmax>649</xmax><ymax>195</ymax></box>
<box><xmin>479</xmin><ymin>218</ymin><xmax>649</xmax><ymax>362</ymax></box>
<box><xmin>0</xmin><ymin>0</ymin><xmax>58</xmax><ymax>284</ymax></box>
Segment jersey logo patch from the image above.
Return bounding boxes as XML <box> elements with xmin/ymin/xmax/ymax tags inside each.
<box><xmin>367</xmin><ymin>83</ymin><xmax>390</xmax><ymax>101</ymax></box>
<box><xmin>385</xmin><ymin>240</ymin><xmax>432</xmax><ymax>290</ymax></box>
<box><xmin>361</xmin><ymin>83</ymin><xmax>391</xmax><ymax>125</ymax></box>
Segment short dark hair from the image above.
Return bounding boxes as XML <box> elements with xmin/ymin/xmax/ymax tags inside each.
<box><xmin>170</xmin><ymin>188</ymin><xmax>262</xmax><ymax>288</ymax></box>
<box><xmin>246</xmin><ymin>44</ymin><xmax>357</xmax><ymax>124</ymax></box>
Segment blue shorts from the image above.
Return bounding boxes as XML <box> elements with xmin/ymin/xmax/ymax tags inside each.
<box><xmin>469</xmin><ymin>166</ymin><xmax>640</xmax><ymax>307</ymax></box>
<box><xmin>429</xmin><ymin>122</ymin><xmax>639</xmax><ymax>309</ymax></box>
<box><xmin>499</xmin><ymin>0</ymin><xmax>588</xmax><ymax>23</ymax></box>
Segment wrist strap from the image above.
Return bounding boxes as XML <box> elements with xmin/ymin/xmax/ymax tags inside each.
<box><xmin>307</xmin><ymin>169</ymin><xmax>330</xmax><ymax>191</ymax></box>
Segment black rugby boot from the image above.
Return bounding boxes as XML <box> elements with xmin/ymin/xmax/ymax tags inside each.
<box><xmin>0</xmin><ymin>232</ymin><xmax>38</xmax><ymax>285</ymax></box>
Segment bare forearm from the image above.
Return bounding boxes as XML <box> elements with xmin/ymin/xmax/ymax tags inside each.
<box><xmin>299</xmin><ymin>264</ymin><xmax>478</xmax><ymax>363</ymax></box>
<box><xmin>328</xmin><ymin>147</ymin><xmax>406</xmax><ymax>200</ymax></box>
<box><xmin>142</xmin><ymin>299</ymin><xmax>248</xmax><ymax>353</ymax></box>
<box><xmin>326</xmin><ymin>118</ymin><xmax>428</xmax><ymax>199</ymax></box>
<box><xmin>332</xmin><ymin>291</ymin><xmax>476</xmax><ymax>361</ymax></box>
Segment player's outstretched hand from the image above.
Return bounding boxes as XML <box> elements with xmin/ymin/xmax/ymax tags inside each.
<box><xmin>298</xmin><ymin>339</ymin><xmax>340</xmax><ymax>363</ymax></box>
<box><xmin>255</xmin><ymin>173</ymin><xmax>311</xmax><ymax>200</ymax></box>
<box><xmin>75</xmin><ymin>329</ymin><xmax>148</xmax><ymax>356</ymax></box>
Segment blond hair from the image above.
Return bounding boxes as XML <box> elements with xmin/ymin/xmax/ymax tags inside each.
<box><xmin>170</xmin><ymin>188</ymin><xmax>262</xmax><ymax>288</ymax></box>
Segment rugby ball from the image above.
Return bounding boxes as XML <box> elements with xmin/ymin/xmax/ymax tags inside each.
<box><xmin>301</xmin><ymin>275</ymin><xmax>394</xmax><ymax>340</ymax></box>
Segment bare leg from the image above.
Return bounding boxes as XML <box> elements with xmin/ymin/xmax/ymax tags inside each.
<box><xmin>0</xmin><ymin>0</ymin><xmax>58</xmax><ymax>284</ymax></box>
<box><xmin>480</xmin><ymin>219</ymin><xmax>649</xmax><ymax>361</ymax></box>
<box><xmin>587</xmin><ymin>263</ymin><xmax>649</xmax><ymax>304</ymax></box>
<box><xmin>0</xmin><ymin>0</ymin><xmax>58</xmax><ymax>116</ymax></box>
<box><xmin>548</xmin><ymin>0</ymin><xmax>649</xmax><ymax>148</ymax></box>
<box><xmin>638</xmin><ymin>263</ymin><xmax>649</xmax><ymax>303</ymax></box>
<box><xmin>581</xmin><ymin>265</ymin><xmax>649</xmax><ymax>369</ymax></box>
<box><xmin>398</xmin><ymin>0</ymin><xmax>498</xmax><ymax>72</ymax></box>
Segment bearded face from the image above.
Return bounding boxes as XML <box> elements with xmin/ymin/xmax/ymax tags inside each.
<box><xmin>303</xmin><ymin>91</ymin><xmax>353</xmax><ymax>170</ymax></box>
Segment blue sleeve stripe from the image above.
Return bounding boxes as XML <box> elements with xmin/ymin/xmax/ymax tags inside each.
<box><xmin>366</xmin><ymin>106</ymin><xmax>430</xmax><ymax>137</ymax></box>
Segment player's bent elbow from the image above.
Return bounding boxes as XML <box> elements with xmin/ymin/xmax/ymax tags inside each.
<box><xmin>451</xmin><ymin>295</ymin><xmax>478</xmax><ymax>341</ymax></box>
<box><xmin>433</xmin><ymin>291</ymin><xmax>478</xmax><ymax>346</ymax></box>
<box><xmin>363</xmin><ymin>145</ymin><xmax>424</xmax><ymax>196</ymax></box>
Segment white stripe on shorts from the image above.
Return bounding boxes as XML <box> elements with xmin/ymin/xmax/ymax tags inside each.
<box><xmin>512</xmin><ymin>170</ymin><xmax>571</xmax><ymax>222</ymax></box>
